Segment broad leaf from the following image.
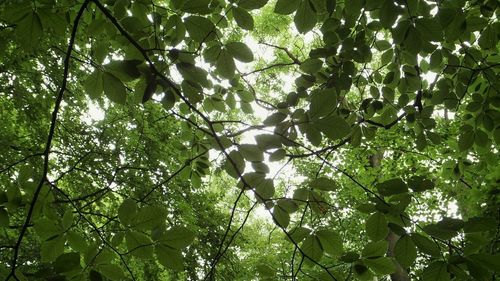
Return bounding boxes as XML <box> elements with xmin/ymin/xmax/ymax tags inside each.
<box><xmin>118</xmin><ymin>199</ymin><xmax>137</xmax><ymax>225</ymax></box>
<box><xmin>422</xmin><ymin>261</ymin><xmax>450</xmax><ymax>281</ymax></box>
<box><xmin>215</xmin><ymin>49</ymin><xmax>236</xmax><ymax>79</ymax></box>
<box><xmin>16</xmin><ymin>12</ymin><xmax>43</xmax><ymax>51</ymax></box>
<box><xmin>103</xmin><ymin>72</ymin><xmax>127</xmax><ymax>104</ymax></box>
<box><xmin>184</xmin><ymin>16</ymin><xmax>215</xmax><ymax>42</ymax></box>
<box><xmin>159</xmin><ymin>226</ymin><xmax>195</xmax><ymax>249</ymax></box>
<box><xmin>125</xmin><ymin>231</ymin><xmax>154</xmax><ymax>259</ymax></box>
<box><xmin>316</xmin><ymin>230</ymin><xmax>342</xmax><ymax>257</ymax></box>
<box><xmin>366</xmin><ymin>212</ymin><xmax>388</xmax><ymax>241</ymax></box>
<box><xmin>309</xmin><ymin>177</ymin><xmax>338</xmax><ymax>191</ymax></box>
<box><xmin>155</xmin><ymin>244</ymin><xmax>184</xmax><ymax>271</ymax></box>
<box><xmin>301</xmin><ymin>235</ymin><xmax>323</xmax><ymax>262</ymax></box>
<box><xmin>394</xmin><ymin>235</ymin><xmax>417</xmax><ymax>268</ymax></box>
<box><xmin>376</xmin><ymin>178</ymin><xmax>408</xmax><ymax>196</ymax></box>
<box><xmin>233</xmin><ymin>7</ymin><xmax>254</xmax><ymax>30</ymax></box>
<box><xmin>363</xmin><ymin>257</ymin><xmax>396</xmax><ymax>275</ymax></box>
<box><xmin>226</xmin><ymin>42</ymin><xmax>254</xmax><ymax>62</ymax></box>
<box><xmin>275</xmin><ymin>0</ymin><xmax>300</xmax><ymax>14</ymax></box>
<box><xmin>294</xmin><ymin>0</ymin><xmax>316</xmax><ymax>33</ymax></box>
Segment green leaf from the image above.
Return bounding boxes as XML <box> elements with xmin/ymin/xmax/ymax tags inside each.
<box><xmin>226</xmin><ymin>42</ymin><xmax>254</xmax><ymax>62</ymax></box>
<box><xmin>159</xmin><ymin>226</ymin><xmax>195</xmax><ymax>249</ymax></box>
<box><xmin>301</xmin><ymin>235</ymin><xmax>323</xmax><ymax>261</ymax></box>
<box><xmin>224</xmin><ymin>150</ymin><xmax>246</xmax><ymax>178</ymax></box>
<box><xmin>275</xmin><ymin>0</ymin><xmax>300</xmax><ymax>14</ymax></box>
<box><xmin>422</xmin><ymin>261</ymin><xmax>450</xmax><ymax>281</ymax></box>
<box><xmin>55</xmin><ymin>252</ymin><xmax>80</xmax><ymax>273</ymax></box>
<box><xmin>255</xmin><ymin>178</ymin><xmax>275</xmax><ymax>201</ymax></box>
<box><xmin>300</xmin><ymin>58</ymin><xmax>323</xmax><ymax>74</ymax></box>
<box><xmin>494</xmin><ymin>127</ymin><xmax>500</xmax><ymax>145</ymax></box>
<box><xmin>0</xmin><ymin>208</ymin><xmax>9</xmax><ymax>227</ymax></box>
<box><xmin>62</xmin><ymin>209</ymin><xmax>74</xmax><ymax>230</ymax></box>
<box><xmin>273</xmin><ymin>205</ymin><xmax>290</xmax><ymax>228</ymax></box>
<box><xmin>239</xmin><ymin>144</ymin><xmax>264</xmax><ymax>162</ymax></box>
<box><xmin>237</xmin><ymin>90</ymin><xmax>255</xmax><ymax>102</ymax></box>
<box><xmin>394</xmin><ymin>235</ymin><xmax>417</xmax><ymax>268</ymax></box>
<box><xmin>362</xmin><ymin>240</ymin><xmax>388</xmax><ymax>258</ymax></box>
<box><xmin>99</xmin><ymin>264</ymin><xmax>125</xmax><ymax>281</ymax></box>
<box><xmin>458</xmin><ymin>130</ymin><xmax>474</xmax><ymax>151</ymax></box>
<box><xmin>133</xmin><ymin>205</ymin><xmax>167</xmax><ymax>230</ymax></box>
<box><xmin>306</xmin><ymin>125</ymin><xmax>322</xmax><ymax>146</ymax></box>
<box><xmin>363</xmin><ymin>257</ymin><xmax>396</xmax><ymax>275</ymax></box>
<box><xmin>407</xmin><ymin>176</ymin><xmax>435</xmax><ymax>192</ymax></box>
<box><xmin>177</xmin><ymin>63</ymin><xmax>210</xmax><ymax>88</ymax></box>
<box><xmin>478</xmin><ymin>25</ymin><xmax>497</xmax><ymax>50</ymax></box>
<box><xmin>423</xmin><ymin>217</ymin><xmax>464</xmax><ymax>240</ymax></box>
<box><xmin>376</xmin><ymin>178</ymin><xmax>408</xmax><ymax>196</ymax></box>
<box><xmin>255</xmin><ymin>134</ymin><xmax>282</xmax><ymax>150</ymax></box>
<box><xmin>118</xmin><ymin>199</ymin><xmax>137</xmax><ymax>225</ymax></box>
<box><xmin>103</xmin><ymin>72</ymin><xmax>127</xmax><ymax>104</ymax></box>
<box><xmin>277</xmin><ymin>198</ymin><xmax>298</xmax><ymax>213</ymax></box>
<box><xmin>41</xmin><ymin>235</ymin><xmax>65</xmax><ymax>262</ymax></box>
<box><xmin>16</xmin><ymin>12</ymin><xmax>43</xmax><ymax>52</ymax></box>
<box><xmin>309</xmin><ymin>177</ymin><xmax>338</xmax><ymax>191</ymax></box>
<box><xmin>468</xmin><ymin>254</ymin><xmax>500</xmax><ymax>272</ymax></box>
<box><xmin>238</xmin><ymin>0</ymin><xmax>268</xmax><ymax>10</ymax></box>
<box><xmin>181</xmin><ymin>0</ymin><xmax>211</xmax><ymax>14</ymax></box>
<box><xmin>289</xmin><ymin>227</ymin><xmax>312</xmax><ymax>243</ymax></box>
<box><xmin>379</xmin><ymin>0</ymin><xmax>398</xmax><ymax>28</ymax></box>
<box><xmin>429</xmin><ymin>51</ymin><xmax>443</xmax><ymax>71</ymax></box>
<box><xmin>184</xmin><ymin>16</ymin><xmax>215</xmax><ymax>42</ymax></box>
<box><xmin>104</xmin><ymin>60</ymin><xmax>142</xmax><ymax>82</ymax></box>
<box><xmin>84</xmin><ymin>71</ymin><xmax>103</xmax><ymax>99</ymax></box>
<box><xmin>464</xmin><ymin>217</ymin><xmax>496</xmax><ymax>233</ymax></box>
<box><xmin>316</xmin><ymin>230</ymin><xmax>343</xmax><ymax>257</ymax></box>
<box><xmin>314</xmin><ymin>115</ymin><xmax>350</xmax><ymax>141</ymax></box>
<box><xmin>155</xmin><ymin>244</ymin><xmax>184</xmax><ymax>271</ymax></box>
<box><xmin>35</xmin><ymin>217</ymin><xmax>60</xmax><ymax>241</ymax></box>
<box><xmin>404</xmin><ymin>26</ymin><xmax>422</xmax><ymax>55</ymax></box>
<box><xmin>89</xmin><ymin>270</ymin><xmax>103</xmax><ymax>281</ymax></box>
<box><xmin>366</xmin><ymin>212</ymin><xmax>388</xmax><ymax>241</ymax></box>
<box><xmin>38</xmin><ymin>9</ymin><xmax>67</xmax><ymax>36</ymax></box>
<box><xmin>294</xmin><ymin>0</ymin><xmax>317</xmax><ymax>33</ymax></box>
<box><xmin>233</xmin><ymin>7</ymin><xmax>254</xmax><ymax>30</ymax></box>
<box><xmin>125</xmin><ymin>231</ymin><xmax>153</xmax><ymax>259</ymax></box>
<box><xmin>263</xmin><ymin>112</ymin><xmax>287</xmax><ymax>126</ymax></box>
<box><xmin>269</xmin><ymin>149</ymin><xmax>286</xmax><ymax>161</ymax></box>
<box><xmin>67</xmin><ymin>231</ymin><xmax>88</xmax><ymax>252</ymax></box>
<box><xmin>416</xmin><ymin>18</ymin><xmax>442</xmax><ymax>42</ymax></box>
<box><xmin>216</xmin><ymin>49</ymin><xmax>236</xmax><ymax>79</ymax></box>
<box><xmin>411</xmin><ymin>233</ymin><xmax>441</xmax><ymax>257</ymax></box>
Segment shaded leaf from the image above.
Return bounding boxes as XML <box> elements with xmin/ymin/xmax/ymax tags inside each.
<box><xmin>294</xmin><ymin>0</ymin><xmax>316</xmax><ymax>33</ymax></box>
<box><xmin>309</xmin><ymin>177</ymin><xmax>338</xmax><ymax>191</ymax></box>
<box><xmin>422</xmin><ymin>261</ymin><xmax>450</xmax><ymax>281</ymax></box>
<box><xmin>184</xmin><ymin>16</ymin><xmax>215</xmax><ymax>42</ymax></box>
<box><xmin>394</xmin><ymin>235</ymin><xmax>417</xmax><ymax>268</ymax></box>
<box><xmin>275</xmin><ymin>0</ymin><xmax>300</xmax><ymax>14</ymax></box>
<box><xmin>233</xmin><ymin>7</ymin><xmax>254</xmax><ymax>30</ymax></box>
<box><xmin>103</xmin><ymin>72</ymin><xmax>127</xmax><ymax>104</ymax></box>
<box><xmin>226</xmin><ymin>42</ymin><xmax>254</xmax><ymax>62</ymax></box>
<box><xmin>366</xmin><ymin>212</ymin><xmax>388</xmax><ymax>241</ymax></box>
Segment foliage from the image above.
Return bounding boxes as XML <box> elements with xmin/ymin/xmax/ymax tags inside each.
<box><xmin>0</xmin><ymin>0</ymin><xmax>499</xmax><ymax>280</ymax></box>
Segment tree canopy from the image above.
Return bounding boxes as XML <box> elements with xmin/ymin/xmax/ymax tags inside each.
<box><xmin>0</xmin><ymin>0</ymin><xmax>499</xmax><ymax>280</ymax></box>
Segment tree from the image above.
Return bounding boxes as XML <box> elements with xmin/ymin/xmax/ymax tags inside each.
<box><xmin>0</xmin><ymin>0</ymin><xmax>499</xmax><ymax>280</ymax></box>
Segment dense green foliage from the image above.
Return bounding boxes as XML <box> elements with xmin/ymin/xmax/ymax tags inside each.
<box><xmin>0</xmin><ymin>0</ymin><xmax>499</xmax><ymax>280</ymax></box>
